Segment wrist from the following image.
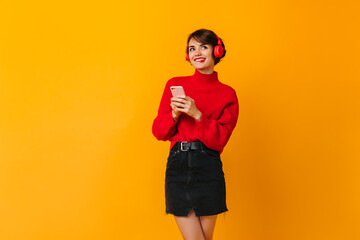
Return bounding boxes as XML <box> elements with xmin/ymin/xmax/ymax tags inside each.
<box><xmin>194</xmin><ymin>111</ymin><xmax>202</xmax><ymax>121</ymax></box>
<box><xmin>172</xmin><ymin>111</ymin><xmax>179</xmax><ymax>122</ymax></box>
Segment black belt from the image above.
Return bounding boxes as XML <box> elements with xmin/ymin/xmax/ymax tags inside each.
<box><xmin>173</xmin><ymin>141</ymin><xmax>203</xmax><ymax>152</ymax></box>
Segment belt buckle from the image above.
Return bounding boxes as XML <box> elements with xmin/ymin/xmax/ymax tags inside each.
<box><xmin>180</xmin><ymin>142</ymin><xmax>190</xmax><ymax>151</ymax></box>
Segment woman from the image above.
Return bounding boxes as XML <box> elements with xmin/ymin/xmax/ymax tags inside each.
<box><xmin>152</xmin><ymin>29</ymin><xmax>239</xmax><ymax>240</ymax></box>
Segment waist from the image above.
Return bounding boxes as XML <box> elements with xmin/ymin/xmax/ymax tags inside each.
<box><xmin>171</xmin><ymin>141</ymin><xmax>216</xmax><ymax>152</ymax></box>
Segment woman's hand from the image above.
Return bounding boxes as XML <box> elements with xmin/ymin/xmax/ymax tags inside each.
<box><xmin>170</xmin><ymin>96</ymin><xmax>202</xmax><ymax>121</ymax></box>
<box><xmin>170</xmin><ymin>98</ymin><xmax>181</xmax><ymax>121</ymax></box>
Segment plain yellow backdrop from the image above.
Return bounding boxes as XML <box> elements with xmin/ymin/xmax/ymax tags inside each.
<box><xmin>1</xmin><ymin>0</ymin><xmax>359</xmax><ymax>239</ymax></box>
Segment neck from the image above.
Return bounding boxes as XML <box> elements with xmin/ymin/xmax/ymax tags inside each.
<box><xmin>197</xmin><ymin>68</ymin><xmax>214</xmax><ymax>74</ymax></box>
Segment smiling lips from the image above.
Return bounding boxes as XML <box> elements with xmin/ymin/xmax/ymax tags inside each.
<box><xmin>194</xmin><ymin>57</ymin><xmax>206</xmax><ymax>62</ymax></box>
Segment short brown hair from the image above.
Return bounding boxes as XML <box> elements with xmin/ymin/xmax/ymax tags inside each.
<box><xmin>186</xmin><ymin>29</ymin><xmax>226</xmax><ymax>65</ymax></box>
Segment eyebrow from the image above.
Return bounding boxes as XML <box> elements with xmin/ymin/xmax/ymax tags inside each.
<box><xmin>189</xmin><ymin>44</ymin><xmax>207</xmax><ymax>48</ymax></box>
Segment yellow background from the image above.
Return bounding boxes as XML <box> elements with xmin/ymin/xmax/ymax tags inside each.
<box><xmin>1</xmin><ymin>0</ymin><xmax>359</xmax><ymax>239</ymax></box>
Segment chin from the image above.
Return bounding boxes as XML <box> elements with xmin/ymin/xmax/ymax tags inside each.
<box><xmin>193</xmin><ymin>64</ymin><xmax>208</xmax><ymax>69</ymax></box>
<box><xmin>197</xmin><ymin>65</ymin><xmax>210</xmax><ymax>70</ymax></box>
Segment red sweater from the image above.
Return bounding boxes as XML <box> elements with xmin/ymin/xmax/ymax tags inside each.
<box><xmin>152</xmin><ymin>69</ymin><xmax>239</xmax><ymax>153</ymax></box>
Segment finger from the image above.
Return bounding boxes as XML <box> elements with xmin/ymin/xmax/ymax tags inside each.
<box><xmin>171</xmin><ymin>103</ymin><xmax>180</xmax><ymax>111</ymax></box>
<box><xmin>172</xmin><ymin>102</ymin><xmax>186</xmax><ymax>108</ymax></box>
<box><xmin>176</xmin><ymin>108</ymin><xmax>186</xmax><ymax>113</ymax></box>
<box><xmin>171</xmin><ymin>96</ymin><xmax>186</xmax><ymax>101</ymax></box>
<box><xmin>171</xmin><ymin>103</ymin><xmax>178</xmax><ymax>110</ymax></box>
<box><xmin>178</xmin><ymin>103</ymin><xmax>189</xmax><ymax>111</ymax></box>
<box><xmin>171</xmin><ymin>104</ymin><xmax>180</xmax><ymax>111</ymax></box>
<box><xmin>173</xmin><ymin>100</ymin><xmax>187</xmax><ymax>105</ymax></box>
<box><xmin>171</xmin><ymin>98</ymin><xmax>182</xmax><ymax>104</ymax></box>
<box><xmin>182</xmin><ymin>102</ymin><xmax>191</xmax><ymax>109</ymax></box>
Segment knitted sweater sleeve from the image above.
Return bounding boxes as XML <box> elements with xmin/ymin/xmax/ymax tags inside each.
<box><xmin>196</xmin><ymin>90</ymin><xmax>239</xmax><ymax>152</ymax></box>
<box><xmin>152</xmin><ymin>79</ymin><xmax>179</xmax><ymax>141</ymax></box>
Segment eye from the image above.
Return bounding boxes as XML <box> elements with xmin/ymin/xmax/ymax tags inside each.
<box><xmin>189</xmin><ymin>47</ymin><xmax>195</xmax><ymax>51</ymax></box>
<box><xmin>202</xmin><ymin>46</ymin><xmax>208</xmax><ymax>49</ymax></box>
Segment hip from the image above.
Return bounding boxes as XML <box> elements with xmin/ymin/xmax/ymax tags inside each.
<box><xmin>165</xmin><ymin>141</ymin><xmax>224</xmax><ymax>182</ymax></box>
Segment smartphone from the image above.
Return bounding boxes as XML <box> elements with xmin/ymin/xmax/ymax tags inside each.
<box><xmin>170</xmin><ymin>86</ymin><xmax>186</xmax><ymax>98</ymax></box>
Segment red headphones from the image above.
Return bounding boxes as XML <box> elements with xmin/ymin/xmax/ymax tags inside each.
<box><xmin>185</xmin><ymin>34</ymin><xmax>224</xmax><ymax>61</ymax></box>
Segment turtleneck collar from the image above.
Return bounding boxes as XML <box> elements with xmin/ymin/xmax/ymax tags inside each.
<box><xmin>191</xmin><ymin>69</ymin><xmax>219</xmax><ymax>85</ymax></box>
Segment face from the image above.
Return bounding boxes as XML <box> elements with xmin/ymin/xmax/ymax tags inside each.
<box><xmin>188</xmin><ymin>38</ymin><xmax>215</xmax><ymax>74</ymax></box>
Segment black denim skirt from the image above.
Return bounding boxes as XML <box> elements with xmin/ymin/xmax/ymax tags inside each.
<box><xmin>165</xmin><ymin>141</ymin><xmax>228</xmax><ymax>216</ymax></box>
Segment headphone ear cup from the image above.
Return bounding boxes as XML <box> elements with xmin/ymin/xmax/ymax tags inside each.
<box><xmin>214</xmin><ymin>45</ymin><xmax>224</xmax><ymax>58</ymax></box>
<box><xmin>185</xmin><ymin>51</ymin><xmax>190</xmax><ymax>61</ymax></box>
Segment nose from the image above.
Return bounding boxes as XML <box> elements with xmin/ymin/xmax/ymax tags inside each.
<box><xmin>194</xmin><ymin>48</ymin><xmax>201</xmax><ymax>56</ymax></box>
